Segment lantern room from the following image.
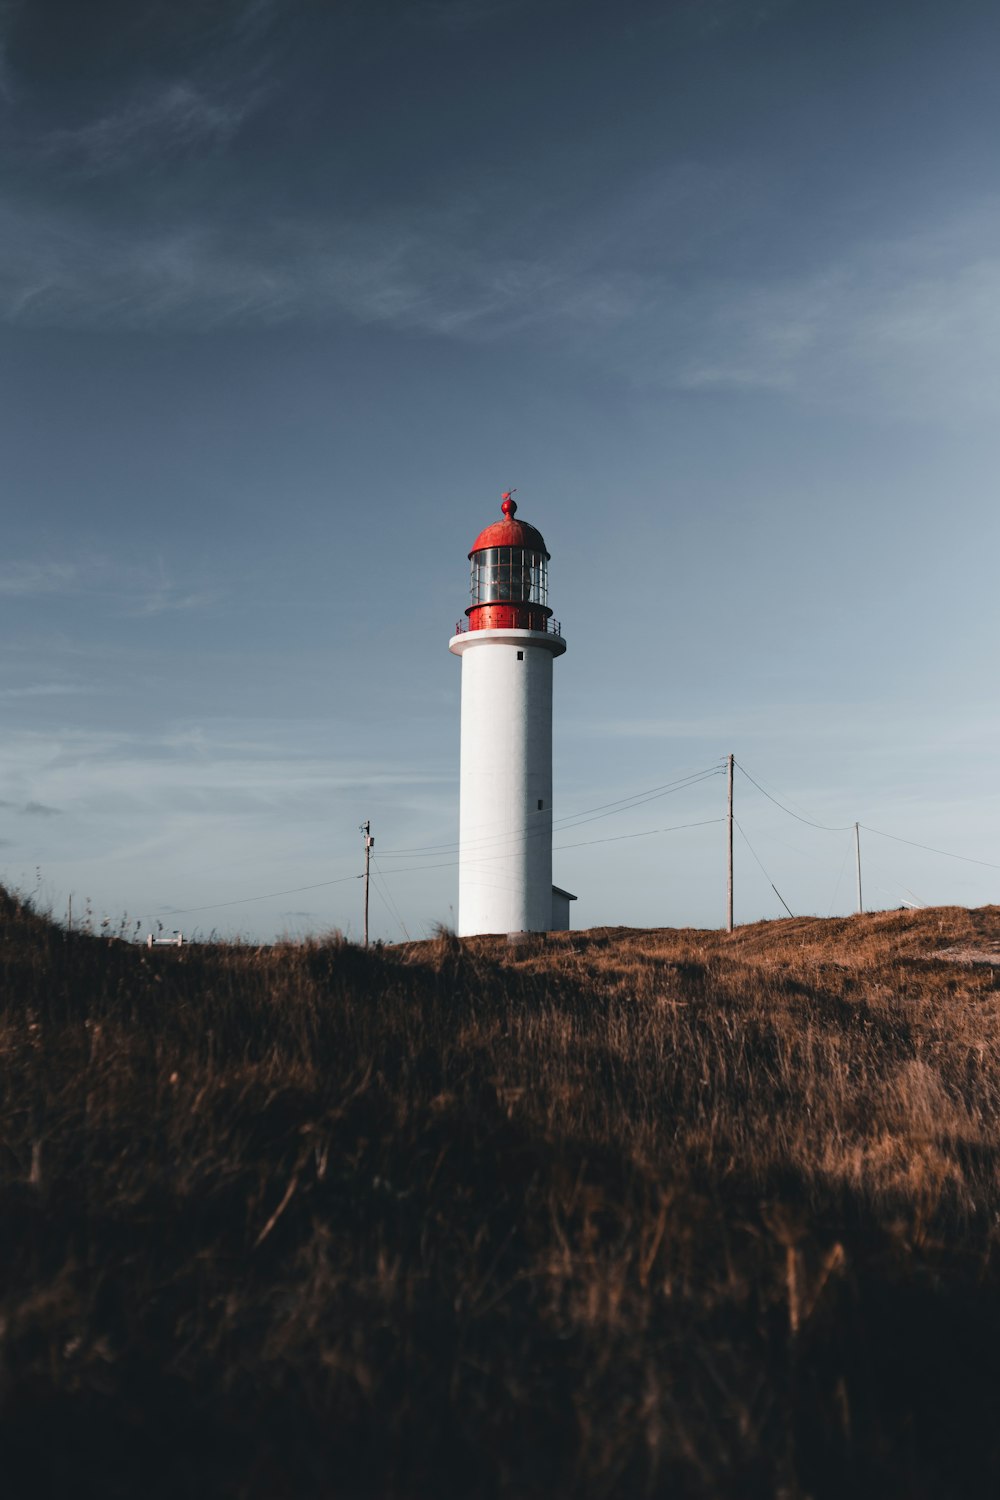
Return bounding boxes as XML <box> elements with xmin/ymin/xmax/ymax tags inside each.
<box><xmin>465</xmin><ymin>494</ymin><xmax>554</xmax><ymax>633</ymax></box>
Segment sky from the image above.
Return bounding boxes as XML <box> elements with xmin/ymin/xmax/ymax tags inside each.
<box><xmin>2</xmin><ymin>0</ymin><xmax>999</xmax><ymax>941</ymax></box>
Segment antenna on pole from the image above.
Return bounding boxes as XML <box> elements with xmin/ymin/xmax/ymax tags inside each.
<box><xmin>727</xmin><ymin>753</ymin><xmax>734</xmax><ymax>933</ymax></box>
<box><xmin>361</xmin><ymin>820</ymin><xmax>374</xmax><ymax>947</ymax></box>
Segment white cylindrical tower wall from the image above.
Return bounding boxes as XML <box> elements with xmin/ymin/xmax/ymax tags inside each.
<box><xmin>450</xmin><ymin>627</ymin><xmax>563</xmax><ymax>935</ymax></box>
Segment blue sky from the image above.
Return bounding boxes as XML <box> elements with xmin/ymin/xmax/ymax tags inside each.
<box><xmin>2</xmin><ymin>0</ymin><xmax>999</xmax><ymax>940</ymax></box>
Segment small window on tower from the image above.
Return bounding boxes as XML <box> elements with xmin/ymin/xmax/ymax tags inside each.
<box><xmin>537</xmin><ymin>799</ymin><xmax>544</xmax><ymax>810</ymax></box>
<box><xmin>517</xmin><ymin>650</ymin><xmax>524</xmax><ymax>660</ymax></box>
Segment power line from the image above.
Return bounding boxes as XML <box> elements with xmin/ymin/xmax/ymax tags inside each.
<box><xmin>437</xmin><ymin>818</ymin><xmax>730</xmax><ymax>900</ymax></box>
<box><xmin>734</xmin><ymin>818</ymin><xmax>794</xmax><ymax>918</ymax></box>
<box><xmin>538</xmin><ymin>769</ymin><xmax>723</xmax><ymax>839</ymax></box>
<box><xmin>161</xmin><ymin>872</ymin><xmax>362</xmax><ymax>917</ymax></box>
<box><xmin>859</xmin><ymin>824</ymin><xmax>1000</xmax><ymax>873</ymax></box>
<box><xmin>370</xmin><ymin>855</ymin><xmax>411</xmax><ymax>940</ymax></box>
<box><xmin>136</xmin><ymin>765</ymin><xmax>727</xmax><ymax>919</ymax></box>
<box><xmin>150</xmin><ymin>754</ymin><xmax>1000</xmax><ymax>929</ymax></box>
<box><xmin>377</xmin><ymin>765</ymin><xmax>724</xmax><ymax>856</ymax></box>
<box><xmin>552</xmin><ymin>766</ymin><xmax>723</xmax><ymax>828</ymax></box>
<box><xmin>375</xmin><ymin>816</ymin><xmax>727</xmax><ymax>877</ymax></box>
<box><xmin>379</xmin><ymin>767</ymin><xmax>722</xmax><ymax>857</ymax></box>
<box><xmin>555</xmin><ymin>816</ymin><xmax>726</xmax><ymax>854</ymax></box>
<box><xmin>735</xmin><ymin>761</ymin><xmax>855</xmax><ymax>832</ymax></box>
<box><xmin>367</xmin><ymin>868</ymin><xmax>412</xmax><ymax>941</ymax></box>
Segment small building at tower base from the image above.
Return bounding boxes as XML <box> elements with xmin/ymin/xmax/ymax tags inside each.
<box><xmin>551</xmin><ymin>885</ymin><xmax>577</xmax><ymax>932</ymax></box>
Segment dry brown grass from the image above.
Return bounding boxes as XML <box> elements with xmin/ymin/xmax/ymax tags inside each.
<box><xmin>2</xmin><ymin>890</ymin><xmax>1000</xmax><ymax>1497</ymax></box>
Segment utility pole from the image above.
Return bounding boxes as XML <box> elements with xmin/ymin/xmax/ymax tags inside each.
<box><xmin>361</xmin><ymin>820</ymin><xmax>374</xmax><ymax>947</ymax></box>
<box><xmin>854</xmin><ymin>821</ymin><xmax>863</xmax><ymax>915</ymax></box>
<box><xmin>727</xmin><ymin>753</ymin><xmax>734</xmax><ymax>934</ymax></box>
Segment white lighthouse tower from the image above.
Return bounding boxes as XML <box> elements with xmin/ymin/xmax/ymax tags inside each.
<box><xmin>449</xmin><ymin>493</ymin><xmax>571</xmax><ymax>937</ymax></box>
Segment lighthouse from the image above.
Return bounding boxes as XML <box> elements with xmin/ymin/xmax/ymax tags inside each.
<box><xmin>449</xmin><ymin>493</ymin><xmax>573</xmax><ymax>937</ymax></box>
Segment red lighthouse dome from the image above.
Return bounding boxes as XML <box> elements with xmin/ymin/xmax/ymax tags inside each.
<box><xmin>465</xmin><ymin>493</ymin><xmax>554</xmax><ymax>633</ymax></box>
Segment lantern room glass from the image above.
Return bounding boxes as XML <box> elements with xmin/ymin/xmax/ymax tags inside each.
<box><xmin>470</xmin><ymin>547</ymin><xmax>548</xmax><ymax>606</ymax></box>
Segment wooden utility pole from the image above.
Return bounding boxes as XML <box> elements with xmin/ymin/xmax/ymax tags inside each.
<box><xmin>854</xmin><ymin>821</ymin><xmax>863</xmax><ymax>915</ymax></box>
<box><xmin>726</xmin><ymin>753</ymin><xmax>734</xmax><ymax>933</ymax></box>
<box><xmin>361</xmin><ymin>820</ymin><xmax>374</xmax><ymax>947</ymax></box>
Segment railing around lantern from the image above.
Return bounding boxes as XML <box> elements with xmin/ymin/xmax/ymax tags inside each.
<box><xmin>454</xmin><ymin>617</ymin><xmax>562</xmax><ymax>638</ymax></box>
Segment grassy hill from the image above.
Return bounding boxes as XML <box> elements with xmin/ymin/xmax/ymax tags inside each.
<box><xmin>2</xmin><ymin>887</ymin><xmax>1000</xmax><ymax>1497</ymax></box>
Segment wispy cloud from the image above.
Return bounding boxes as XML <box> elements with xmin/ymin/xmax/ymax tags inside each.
<box><xmin>0</xmin><ymin>724</ymin><xmax>451</xmax><ymax>817</ymax></box>
<box><xmin>3</xmin><ymin>0</ymin><xmax>274</xmax><ymax>173</ymax></box>
<box><xmin>3</xmin><ymin>163</ymin><xmax>998</xmax><ymax>424</ymax></box>
<box><xmin>126</xmin><ymin>583</ymin><xmax>220</xmax><ymax>618</ymax></box>
<box><xmin>40</xmin><ymin>78</ymin><xmax>263</xmax><ymax>177</ymax></box>
<box><xmin>0</xmin><ymin>555</ymin><xmax>220</xmax><ymax>615</ymax></box>
<box><xmin>0</xmin><ymin>561</ymin><xmax>79</xmax><ymax>596</ymax></box>
<box><xmin>2</xmin><ymin>35</ymin><xmax>999</xmax><ymax>431</ymax></box>
<box><xmin>639</xmin><ymin>199</ymin><xmax>1000</xmax><ymax>422</ymax></box>
<box><xmin>0</xmin><ymin>683</ymin><xmax>87</xmax><ymax>699</ymax></box>
<box><xmin>0</xmin><ymin>187</ymin><xmax>647</xmax><ymax>336</ymax></box>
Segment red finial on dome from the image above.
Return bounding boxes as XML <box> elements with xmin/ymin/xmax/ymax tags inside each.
<box><xmin>500</xmin><ymin>489</ymin><xmax>517</xmax><ymax>518</ymax></box>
